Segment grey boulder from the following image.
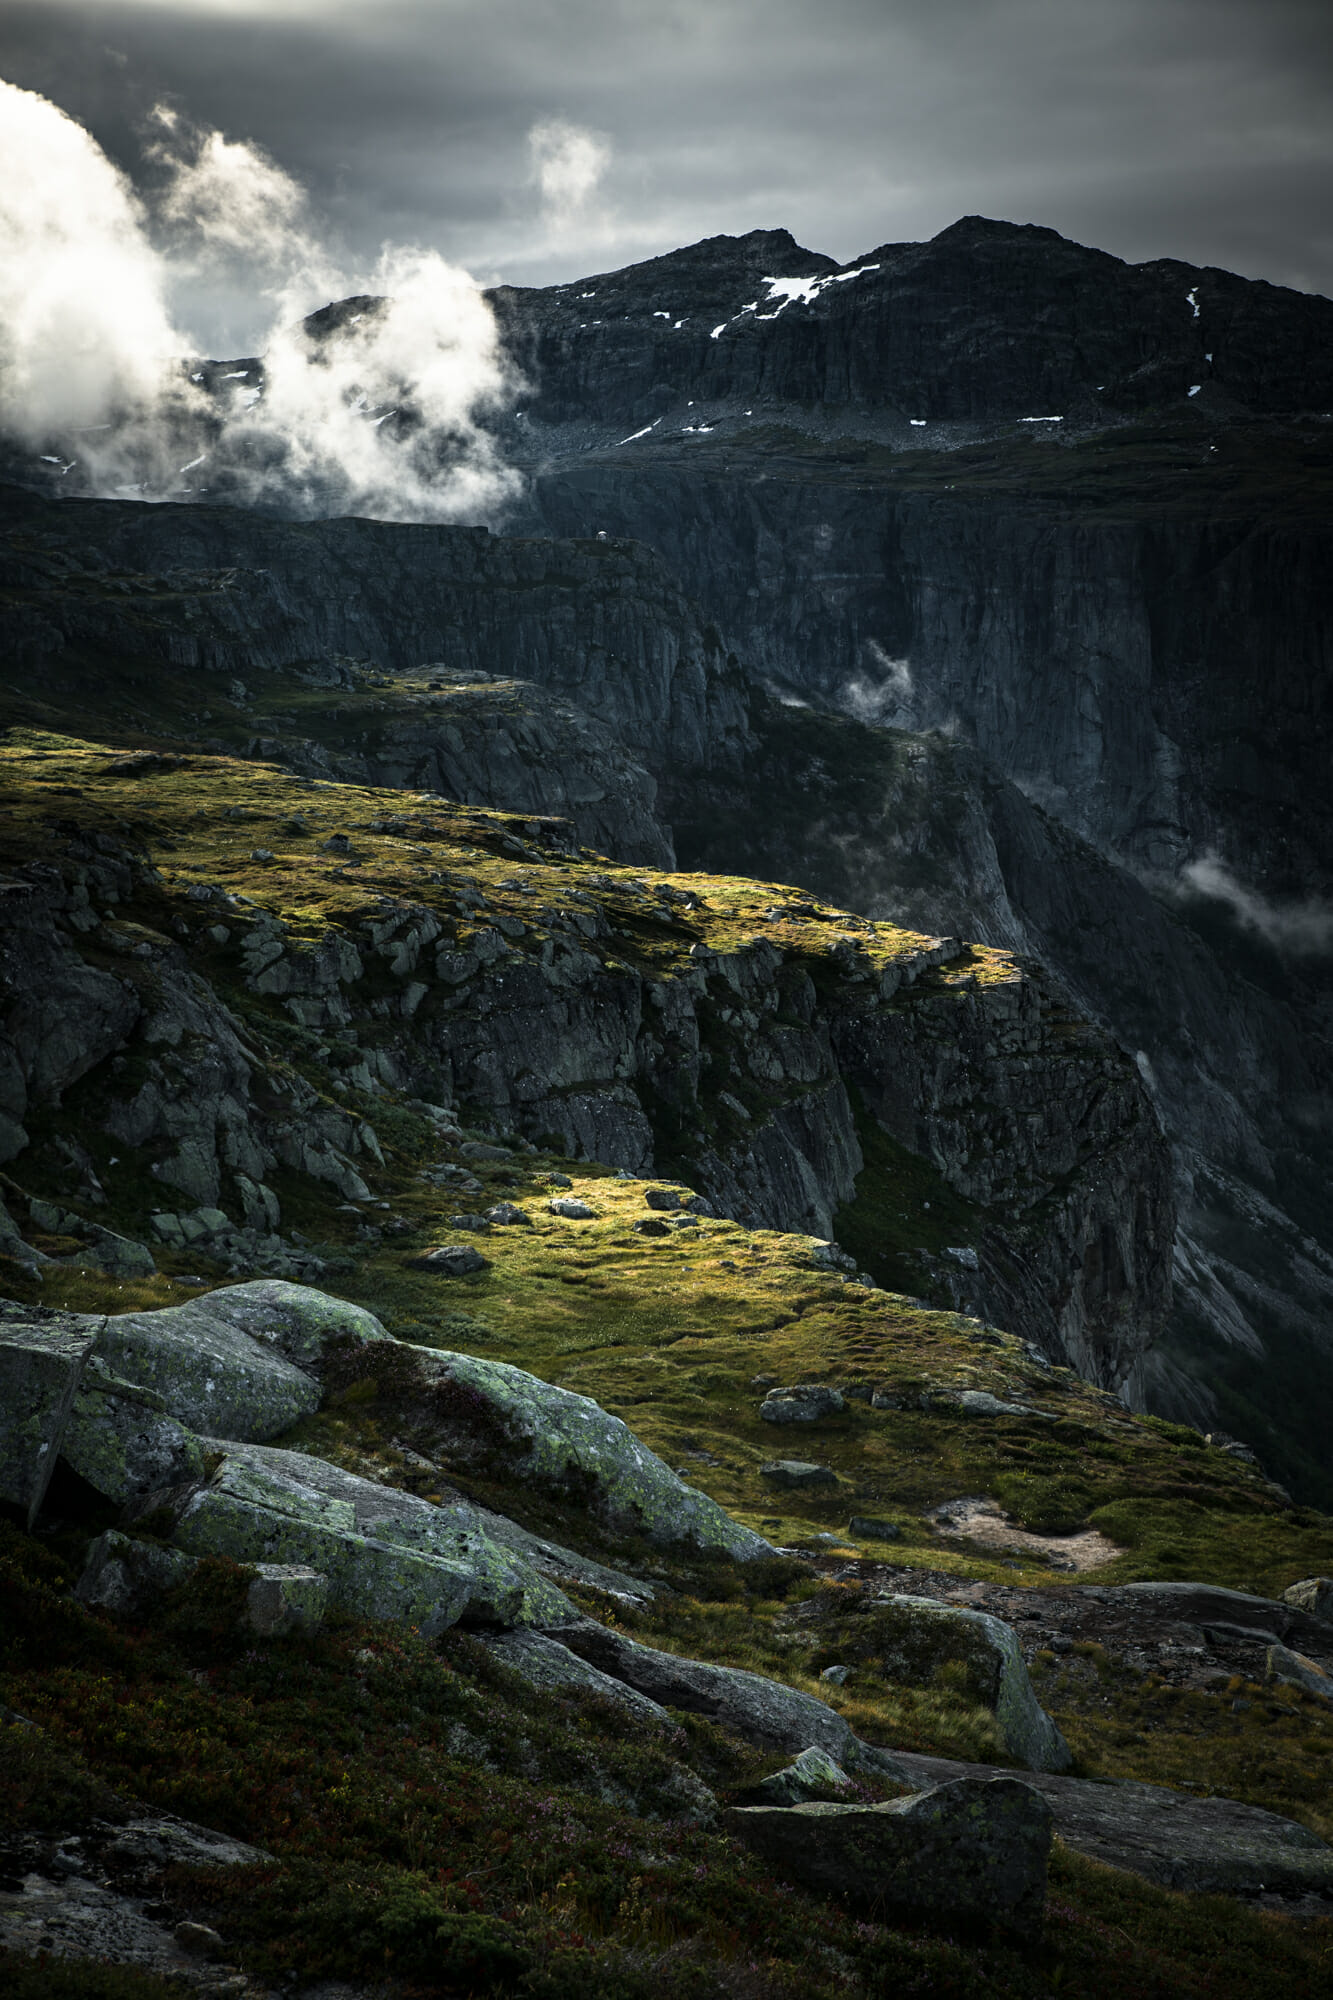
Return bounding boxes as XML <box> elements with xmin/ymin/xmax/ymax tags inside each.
<box><xmin>874</xmin><ymin>1595</ymin><xmax>1071</xmax><ymax>1773</ymax></box>
<box><xmin>410</xmin><ymin>1244</ymin><xmax>489</xmax><ymax>1275</ymax></box>
<box><xmin>1282</xmin><ymin>1577</ymin><xmax>1333</xmax><ymax>1624</ymax></box>
<box><xmin>738</xmin><ymin>1745</ymin><xmax>852</xmax><ymax>1806</ymax></box>
<box><xmin>723</xmin><ymin>1777</ymin><xmax>1052</xmax><ymax>1938</ymax></box>
<box><xmin>1267</xmin><ymin>1642</ymin><xmax>1333</xmax><ymax>1704</ymax></box>
<box><xmin>414</xmin><ymin>1347</ymin><xmax>773</xmax><ymax>1559</ymax></box>
<box><xmin>550</xmin><ymin>1619</ymin><xmax>906</xmax><ymax>1779</ymax></box>
<box><xmin>0</xmin><ymin>1319</ymin><xmax>100</xmax><ymax>1524</ymax></box>
<box><xmin>169</xmin><ymin>1440</ymin><xmax>575</xmax><ymax>1636</ymax></box>
<box><xmin>760</xmin><ymin>1385</ymin><xmax>846</xmax><ymax>1425</ymax></box>
<box><xmin>760</xmin><ymin>1460</ymin><xmax>836</xmax><ymax>1489</ymax></box>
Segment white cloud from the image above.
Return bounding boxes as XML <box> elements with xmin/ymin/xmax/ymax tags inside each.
<box><xmin>0</xmin><ymin>79</ymin><xmax>193</xmax><ymax>439</ymax></box>
<box><xmin>0</xmin><ymin>80</ymin><xmax>522</xmax><ymax>524</ymax></box>
<box><xmin>1179</xmin><ymin>850</ymin><xmax>1333</xmax><ymax>956</ymax></box>
<box><xmin>528</xmin><ymin>117</ymin><xmax>613</xmax><ymax>238</ymax></box>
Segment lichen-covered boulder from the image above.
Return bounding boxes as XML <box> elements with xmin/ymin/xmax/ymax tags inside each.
<box><xmin>76</xmin><ymin>1529</ymin><xmax>198</xmax><ymax>1616</ymax></box>
<box><xmin>550</xmin><ymin>1620</ymin><xmax>907</xmax><ymax>1780</ymax></box>
<box><xmin>0</xmin><ymin>1319</ymin><xmax>99</xmax><ymax>1524</ymax></box>
<box><xmin>874</xmin><ymin>1595</ymin><xmax>1071</xmax><ymax>1773</ymax></box>
<box><xmin>93</xmin><ymin>1294</ymin><xmax>325</xmax><ymax>1442</ymax></box>
<box><xmin>190</xmin><ymin>1280</ymin><xmax>392</xmax><ymax>1372</ymax></box>
<box><xmin>61</xmin><ymin>1358</ymin><xmax>206</xmax><ymax>1502</ymax></box>
<box><xmin>760</xmin><ymin>1385</ymin><xmax>846</xmax><ymax>1425</ymax></box>
<box><xmin>1267</xmin><ymin>1643</ymin><xmax>1333</xmax><ymax>1705</ymax></box>
<box><xmin>723</xmin><ymin>1777</ymin><xmax>1053</xmax><ymax>1937</ymax></box>
<box><xmin>485</xmin><ymin>1630</ymin><xmax>672</xmax><ymax>1728</ymax></box>
<box><xmin>245</xmin><ymin>1565</ymin><xmax>328</xmax><ymax>1637</ymax></box>
<box><xmin>1282</xmin><ymin>1578</ymin><xmax>1333</xmax><ymax>1624</ymax></box>
<box><xmin>170</xmin><ymin>1441</ymin><xmax>574</xmax><ymax>1635</ymax></box>
<box><xmin>740</xmin><ymin>1745</ymin><xmax>852</xmax><ymax>1806</ymax></box>
<box><xmin>415</xmin><ymin>1348</ymin><xmax>773</xmax><ymax>1559</ymax></box>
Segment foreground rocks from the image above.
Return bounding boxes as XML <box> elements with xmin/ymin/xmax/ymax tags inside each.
<box><xmin>890</xmin><ymin>1749</ymin><xmax>1333</xmax><ymax>1902</ymax></box>
<box><xmin>724</xmin><ymin>1778</ymin><xmax>1053</xmax><ymax>1938</ymax></box>
<box><xmin>874</xmin><ymin>1595</ymin><xmax>1072</xmax><ymax>1772</ymax></box>
<box><xmin>545</xmin><ymin>1619</ymin><xmax>906</xmax><ymax>1779</ymax></box>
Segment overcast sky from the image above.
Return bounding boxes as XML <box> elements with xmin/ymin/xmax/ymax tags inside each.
<box><xmin>2</xmin><ymin>0</ymin><xmax>1331</xmax><ymax>351</ymax></box>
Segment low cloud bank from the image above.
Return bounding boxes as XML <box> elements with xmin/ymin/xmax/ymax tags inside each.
<box><xmin>0</xmin><ymin>81</ymin><xmax>521</xmax><ymax>522</ymax></box>
<box><xmin>1179</xmin><ymin>850</ymin><xmax>1333</xmax><ymax>957</ymax></box>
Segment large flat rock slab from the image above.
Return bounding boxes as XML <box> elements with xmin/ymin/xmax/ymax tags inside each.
<box><xmin>724</xmin><ymin>1777</ymin><xmax>1052</xmax><ymax>1938</ymax></box>
<box><xmin>888</xmin><ymin>1749</ymin><xmax>1333</xmax><ymax>1900</ymax></box>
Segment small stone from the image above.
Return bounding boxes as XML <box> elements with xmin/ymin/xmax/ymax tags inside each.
<box><xmin>541</xmin><ymin>1172</ymin><xmax>573</xmax><ymax>1188</ymax></box>
<box><xmin>1282</xmin><ymin>1577</ymin><xmax>1333</xmax><ymax>1624</ymax></box>
<box><xmin>820</xmin><ymin>1664</ymin><xmax>852</xmax><ymax>1686</ymax></box>
<box><xmin>1267</xmin><ymin>1642</ymin><xmax>1333</xmax><ymax>1704</ymax></box>
<box><xmin>249</xmin><ymin>848</ymin><xmax>276</xmax><ymax>864</ymax></box>
<box><xmin>459</xmin><ymin>1140</ymin><xmax>513</xmax><ymax>1163</ymax></box>
<box><xmin>448</xmin><ymin>1212</ymin><xmax>491</xmax><ymax>1232</ymax></box>
<box><xmin>410</xmin><ymin>1244</ymin><xmax>488</xmax><ymax>1276</ymax></box>
<box><xmin>486</xmin><ymin>1202</ymin><xmax>531</xmax><ymax>1226</ymax></box>
<box><xmin>760</xmin><ymin>1460</ymin><xmax>837</xmax><ymax>1490</ymax></box>
<box><xmin>633</xmin><ymin>1217</ymin><xmax>670</xmax><ymax>1236</ymax></box>
<box><xmin>645</xmin><ymin>1188</ymin><xmax>682</xmax><ymax>1211</ymax></box>
<box><xmin>548</xmin><ymin>1198</ymin><xmax>596</xmax><ymax>1220</ymax></box>
<box><xmin>760</xmin><ymin>1384</ymin><xmax>846</xmax><ymax>1424</ymax></box>
<box><xmin>321</xmin><ymin>833</ymin><xmax>352</xmax><ymax>853</ymax></box>
<box><xmin>175</xmin><ymin>1921</ymin><xmax>224</xmax><ymax>1958</ymax></box>
<box><xmin>848</xmin><ymin>1515</ymin><xmax>901</xmax><ymax>1541</ymax></box>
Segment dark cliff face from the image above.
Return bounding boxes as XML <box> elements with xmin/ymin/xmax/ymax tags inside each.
<box><xmin>490</xmin><ymin>216</ymin><xmax>1333</xmax><ymax>428</ymax></box>
<box><xmin>520</xmin><ymin>425</ymin><xmax>1333</xmax><ymax>894</ymax></box>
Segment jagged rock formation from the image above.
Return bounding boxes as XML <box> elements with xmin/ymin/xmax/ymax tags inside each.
<box><xmin>488</xmin><ymin>216</ymin><xmax>1333</xmax><ymax>429</ymax></box>
<box><xmin>0</xmin><ymin>736</ymin><xmax>1172</xmax><ymax>1392</ymax></box>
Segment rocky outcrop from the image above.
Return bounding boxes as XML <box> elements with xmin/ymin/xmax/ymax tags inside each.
<box><xmin>547</xmin><ymin>1619</ymin><xmax>906</xmax><ymax>1779</ymax></box>
<box><xmin>723</xmin><ymin>1777</ymin><xmax>1053</xmax><ymax>1938</ymax></box>
<box><xmin>489</xmin><ymin>216</ymin><xmax>1333</xmax><ymax>429</ymax></box>
<box><xmin>0</xmin><ymin>486</ymin><xmax>751</xmax><ymax>787</ymax></box>
<box><xmin>874</xmin><ymin>1596</ymin><xmax>1070</xmax><ymax>1773</ymax></box>
<box><xmin>0</xmin><ymin>759</ymin><xmax>1173</xmax><ymax>1391</ymax></box>
<box><xmin>889</xmin><ymin>1749</ymin><xmax>1333</xmax><ymax>1902</ymax></box>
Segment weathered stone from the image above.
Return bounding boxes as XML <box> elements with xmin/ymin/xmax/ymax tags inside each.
<box><xmin>760</xmin><ymin>1384</ymin><xmax>845</xmax><ymax>1424</ymax></box>
<box><xmin>61</xmin><ymin>1367</ymin><xmax>206</xmax><ymax>1502</ymax></box>
<box><xmin>1282</xmin><ymin>1577</ymin><xmax>1333</xmax><ymax>1624</ymax></box>
<box><xmin>760</xmin><ymin>1460</ymin><xmax>836</xmax><ymax>1489</ymax></box>
<box><xmin>485</xmin><ymin>1202</ymin><xmax>531</xmax><ymax>1226</ymax></box>
<box><xmin>548</xmin><ymin>1197</ymin><xmax>596</xmax><ymax>1219</ymax></box>
<box><xmin>644</xmin><ymin>1188</ymin><xmax>682</xmax><ymax>1211</ymax></box>
<box><xmin>485</xmin><ymin>1629</ymin><xmax>672</xmax><ymax>1728</ymax></box>
<box><xmin>724</xmin><ymin>1778</ymin><xmax>1052</xmax><ymax>1937</ymax></box>
<box><xmin>446</xmin><ymin>1213</ymin><xmax>491</xmax><ymax>1232</ymax></box>
<box><xmin>0</xmin><ymin>1320</ymin><xmax>100</xmax><ymax>1525</ymax></box>
<box><xmin>633</xmin><ymin>1217</ymin><xmax>670</xmax><ymax>1236</ymax></box>
<box><xmin>245</xmin><ymin>1564</ymin><xmax>328</xmax><ymax>1637</ymax></box>
<box><xmin>739</xmin><ymin>1745</ymin><xmax>852</xmax><ymax>1806</ymax></box>
<box><xmin>197</xmin><ymin>1279</ymin><xmax>391</xmax><ymax>1371</ymax></box>
<box><xmin>890</xmin><ymin>1747</ymin><xmax>1333</xmax><ymax>1899</ymax></box>
<box><xmin>415</xmin><ymin>1347</ymin><xmax>772</xmax><ymax>1558</ymax></box>
<box><xmin>92</xmin><ymin>1292</ymin><xmax>325</xmax><ymax>1442</ymax></box>
<box><xmin>848</xmin><ymin>1516</ymin><xmax>901</xmax><ymax>1541</ymax></box>
<box><xmin>550</xmin><ymin>1620</ymin><xmax>906</xmax><ymax>1779</ymax></box>
<box><xmin>955</xmin><ymin>1389</ymin><xmax>1044</xmax><ymax>1419</ymax></box>
<box><xmin>874</xmin><ymin>1595</ymin><xmax>1071</xmax><ymax>1773</ymax></box>
<box><xmin>1267</xmin><ymin>1642</ymin><xmax>1333</xmax><ymax>1704</ymax></box>
<box><xmin>76</xmin><ymin>1530</ymin><xmax>199</xmax><ymax>1616</ymax></box>
<box><xmin>172</xmin><ymin>1441</ymin><xmax>573</xmax><ymax>1635</ymax></box>
<box><xmin>410</xmin><ymin>1244</ymin><xmax>489</xmax><ymax>1275</ymax></box>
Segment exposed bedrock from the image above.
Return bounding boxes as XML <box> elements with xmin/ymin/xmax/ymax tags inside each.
<box><xmin>522</xmin><ymin>460</ymin><xmax>1333</xmax><ymax>896</ymax></box>
<box><xmin>0</xmin><ymin>827</ymin><xmax>1171</xmax><ymax>1396</ymax></box>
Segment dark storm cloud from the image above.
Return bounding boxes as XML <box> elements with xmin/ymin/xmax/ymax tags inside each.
<box><xmin>2</xmin><ymin>0</ymin><xmax>1330</xmax><ymax>349</ymax></box>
